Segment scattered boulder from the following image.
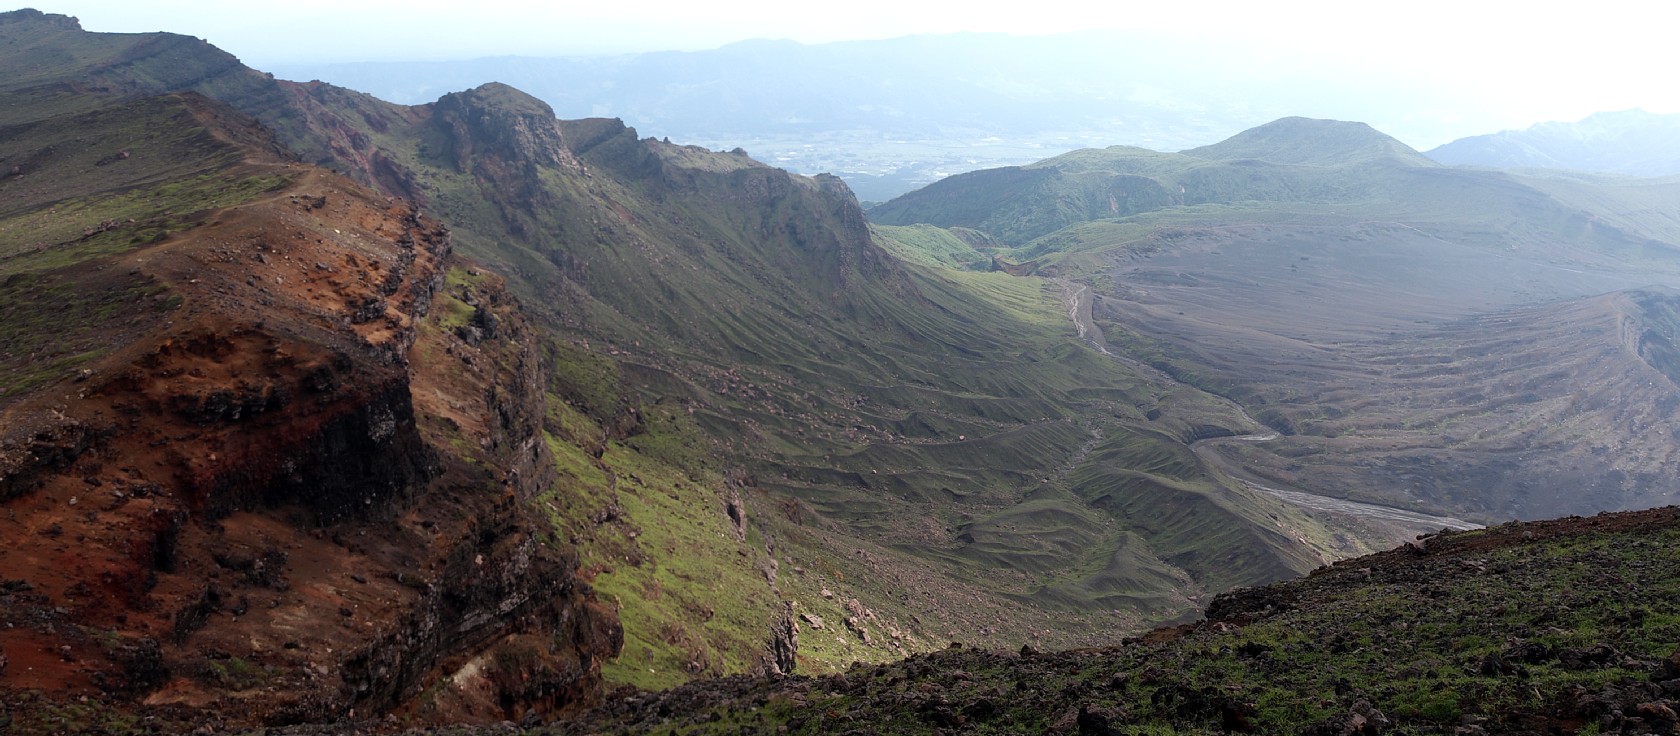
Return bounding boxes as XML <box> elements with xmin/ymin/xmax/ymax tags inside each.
<box><xmin>843</xmin><ymin>615</ymin><xmax>871</xmax><ymax>644</ymax></box>
<box><xmin>1559</xmin><ymin>644</ymin><xmax>1620</xmax><ymax>670</ymax></box>
<box><xmin>1309</xmin><ymin>699</ymin><xmax>1390</xmax><ymax>735</ymax></box>
<box><xmin>724</xmin><ymin>487</ymin><xmax>746</xmax><ymax>542</ymax></box>
<box><xmin>1076</xmin><ymin>703</ymin><xmax>1124</xmax><ymax>736</ymax></box>
<box><xmin>1352</xmin><ymin>700</ymin><xmax>1391</xmax><ymax>732</ymax></box>
<box><xmin>1223</xmin><ymin>698</ymin><xmax>1259</xmax><ymax>732</ymax></box>
<box><xmin>1479</xmin><ymin>652</ymin><xmax>1522</xmax><ymax>677</ymax></box>
<box><xmin>764</xmin><ymin>602</ymin><xmax>797</xmax><ymax>676</ymax></box>
<box><xmin>107</xmin><ymin>638</ymin><xmax>169</xmax><ymax>696</ymax></box>
<box><xmin>469</xmin><ymin>305</ymin><xmax>499</xmax><ymax>339</ymax></box>
<box><xmin>1502</xmin><ymin>641</ymin><xmax>1553</xmax><ymax>664</ymax></box>
<box><xmin>1652</xmin><ymin>649</ymin><xmax>1680</xmax><ymax>683</ymax></box>
<box><xmin>962</xmin><ymin>697</ymin><xmax>999</xmax><ymax>722</ymax></box>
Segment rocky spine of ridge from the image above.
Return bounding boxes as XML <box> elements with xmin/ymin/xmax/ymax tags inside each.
<box><xmin>430</xmin><ymin>83</ymin><xmax>580</xmax><ymax>174</ymax></box>
<box><xmin>0</xmin><ymin>7</ymin><xmax>75</xmax><ymax>28</ymax></box>
<box><xmin>418</xmin><ymin>88</ymin><xmax>915</xmax><ymax>305</ymax></box>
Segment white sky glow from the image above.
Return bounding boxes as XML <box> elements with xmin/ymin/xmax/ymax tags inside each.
<box><xmin>26</xmin><ymin>0</ymin><xmax>1680</xmax><ymax>139</ymax></box>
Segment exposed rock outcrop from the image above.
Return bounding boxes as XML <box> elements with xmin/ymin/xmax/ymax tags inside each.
<box><xmin>765</xmin><ymin>602</ymin><xmax>798</xmax><ymax>676</ymax></box>
<box><xmin>429</xmin><ymin>83</ymin><xmax>579</xmax><ymax>174</ymax></box>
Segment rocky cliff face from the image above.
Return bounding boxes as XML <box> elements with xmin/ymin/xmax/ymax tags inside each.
<box><xmin>430</xmin><ymin>83</ymin><xmax>580</xmax><ymax>175</ymax></box>
<box><xmin>0</xmin><ymin>92</ymin><xmax>619</xmax><ymax>726</ymax></box>
<box><xmin>554</xmin><ymin>114</ymin><xmax>915</xmax><ymax>306</ymax></box>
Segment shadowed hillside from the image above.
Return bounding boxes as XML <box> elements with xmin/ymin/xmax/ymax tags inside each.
<box><xmin>0</xmin><ymin>11</ymin><xmax>1385</xmax><ymax>719</ymax></box>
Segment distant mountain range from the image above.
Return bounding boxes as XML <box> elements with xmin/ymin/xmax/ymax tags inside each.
<box><xmin>1427</xmin><ymin>109</ymin><xmax>1680</xmax><ymax>176</ymax></box>
<box><xmin>268</xmin><ymin>32</ymin><xmax>1495</xmax><ymax>201</ymax></box>
<box><xmin>268</xmin><ymin>32</ymin><xmax>1431</xmax><ymax>144</ymax></box>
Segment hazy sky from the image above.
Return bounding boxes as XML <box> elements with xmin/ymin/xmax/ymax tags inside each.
<box><xmin>32</xmin><ymin>0</ymin><xmax>1680</xmax><ymax>134</ymax></box>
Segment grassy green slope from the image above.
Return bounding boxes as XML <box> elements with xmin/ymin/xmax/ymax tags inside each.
<box><xmin>864</xmin><ymin>142</ymin><xmax>1409</xmax><ymax>246</ymax></box>
<box><xmin>871</xmin><ymin>224</ymin><xmax>991</xmax><ymax>270</ymax></box>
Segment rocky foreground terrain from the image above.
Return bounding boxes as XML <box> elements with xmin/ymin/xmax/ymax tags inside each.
<box><xmin>556</xmin><ymin>507</ymin><xmax>1680</xmax><ymax>735</ymax></box>
<box><xmin>12</xmin><ymin>505</ymin><xmax>1680</xmax><ymax>733</ymax></box>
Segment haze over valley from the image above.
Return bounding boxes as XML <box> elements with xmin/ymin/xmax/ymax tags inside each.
<box><xmin>266</xmin><ymin>36</ymin><xmax>1680</xmax><ymax>202</ymax></box>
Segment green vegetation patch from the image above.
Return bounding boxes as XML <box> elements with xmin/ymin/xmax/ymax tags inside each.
<box><xmin>872</xmin><ymin>224</ymin><xmax>991</xmax><ymax>270</ymax></box>
<box><xmin>537</xmin><ymin>419</ymin><xmax>783</xmax><ymax>690</ymax></box>
<box><xmin>534</xmin><ymin>342</ymin><xmax>837</xmax><ymax>687</ymax></box>
<box><xmin>0</xmin><ymin>269</ymin><xmax>175</xmax><ymax>400</ymax></box>
<box><xmin>0</xmin><ymin>94</ymin><xmax>294</xmax><ymax>273</ymax></box>
<box><xmin>0</xmin><ymin>170</ymin><xmax>291</xmax><ymax>273</ymax></box>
